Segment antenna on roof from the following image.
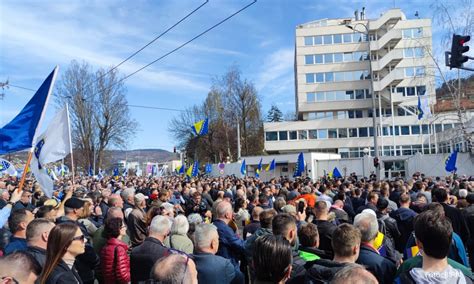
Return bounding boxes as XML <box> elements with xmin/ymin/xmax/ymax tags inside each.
<box><xmin>354</xmin><ymin>9</ymin><xmax>359</xmax><ymax>21</ymax></box>
<box><xmin>361</xmin><ymin>7</ymin><xmax>365</xmax><ymax>20</ymax></box>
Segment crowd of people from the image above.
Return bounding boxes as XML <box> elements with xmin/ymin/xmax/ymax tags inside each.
<box><xmin>0</xmin><ymin>172</ymin><xmax>473</xmax><ymax>283</ymax></box>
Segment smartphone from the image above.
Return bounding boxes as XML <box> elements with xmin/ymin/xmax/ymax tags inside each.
<box><xmin>298</xmin><ymin>200</ymin><xmax>305</xmax><ymax>214</ymax></box>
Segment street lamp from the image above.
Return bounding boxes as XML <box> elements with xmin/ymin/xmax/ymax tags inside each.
<box><xmin>346</xmin><ymin>22</ymin><xmax>381</xmax><ymax>180</ymax></box>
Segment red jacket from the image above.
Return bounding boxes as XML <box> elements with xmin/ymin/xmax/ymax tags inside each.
<box><xmin>100</xmin><ymin>238</ymin><xmax>130</xmax><ymax>284</ymax></box>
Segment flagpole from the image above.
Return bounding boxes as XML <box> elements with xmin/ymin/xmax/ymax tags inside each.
<box><xmin>17</xmin><ymin>66</ymin><xmax>59</xmax><ymax>193</ymax></box>
<box><xmin>66</xmin><ymin>103</ymin><xmax>75</xmax><ymax>184</ymax></box>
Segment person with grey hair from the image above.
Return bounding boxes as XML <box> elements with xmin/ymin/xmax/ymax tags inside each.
<box><xmin>212</xmin><ymin>201</ymin><xmax>245</xmax><ymax>268</ymax></box>
<box><xmin>187</xmin><ymin>213</ymin><xmax>203</xmax><ymax>244</ymax></box>
<box><xmin>127</xmin><ymin>193</ymin><xmax>148</xmax><ymax>247</ymax></box>
<box><xmin>150</xmin><ymin>253</ymin><xmax>198</xmax><ymax>284</ymax></box>
<box><xmin>120</xmin><ymin>187</ymin><xmax>135</xmax><ymax>212</ymax></box>
<box><xmin>130</xmin><ymin>215</ymin><xmax>172</xmax><ymax>283</ymax></box>
<box><xmin>0</xmin><ymin>188</ymin><xmax>10</xmax><ymax>209</ymax></box>
<box><xmin>164</xmin><ymin>214</ymin><xmax>193</xmax><ymax>254</ymax></box>
<box><xmin>330</xmin><ymin>263</ymin><xmax>378</xmax><ymax>284</ymax></box>
<box><xmin>354</xmin><ymin>211</ymin><xmax>396</xmax><ymax>284</ymax></box>
<box><xmin>192</xmin><ymin>223</ymin><xmax>244</xmax><ymax>284</ymax></box>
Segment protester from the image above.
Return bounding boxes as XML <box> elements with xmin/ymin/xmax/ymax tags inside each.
<box><xmin>150</xmin><ymin>253</ymin><xmax>198</xmax><ymax>284</ymax></box>
<box><xmin>252</xmin><ymin>234</ymin><xmax>293</xmax><ymax>284</ymax></box>
<box><xmin>312</xmin><ymin>201</ymin><xmax>337</xmax><ymax>254</ymax></box>
<box><xmin>25</xmin><ymin>218</ymin><xmax>55</xmax><ymax>268</ymax></box>
<box><xmin>193</xmin><ymin>223</ymin><xmax>244</xmax><ymax>284</ymax></box>
<box><xmin>0</xmin><ymin>251</ymin><xmax>42</xmax><ymax>284</ymax></box>
<box><xmin>164</xmin><ymin>214</ymin><xmax>193</xmax><ymax>254</ymax></box>
<box><xmin>242</xmin><ymin>206</ymin><xmax>262</xmax><ymax>240</ymax></box>
<box><xmin>100</xmin><ymin>218</ymin><xmax>130</xmax><ymax>284</ymax></box>
<box><xmin>130</xmin><ymin>215</ymin><xmax>171</xmax><ymax>283</ymax></box>
<box><xmin>330</xmin><ymin>263</ymin><xmax>378</xmax><ymax>284</ymax></box>
<box><xmin>40</xmin><ymin>223</ymin><xmax>86</xmax><ymax>284</ymax></box>
<box><xmin>396</xmin><ymin>209</ymin><xmax>473</xmax><ymax>282</ymax></box>
<box><xmin>305</xmin><ymin>223</ymin><xmax>362</xmax><ymax>283</ymax></box>
<box><xmin>354</xmin><ymin>211</ymin><xmax>396</xmax><ymax>284</ymax></box>
<box><xmin>4</xmin><ymin>209</ymin><xmax>34</xmax><ymax>254</ymax></box>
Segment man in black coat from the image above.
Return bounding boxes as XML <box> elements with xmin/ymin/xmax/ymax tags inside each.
<box><xmin>312</xmin><ymin>201</ymin><xmax>337</xmax><ymax>254</ymax></box>
<box><xmin>193</xmin><ymin>223</ymin><xmax>243</xmax><ymax>284</ymax></box>
<box><xmin>432</xmin><ymin>187</ymin><xmax>470</xmax><ymax>244</ymax></box>
<box><xmin>25</xmin><ymin>218</ymin><xmax>55</xmax><ymax>268</ymax></box>
<box><xmin>130</xmin><ymin>215</ymin><xmax>172</xmax><ymax>283</ymax></box>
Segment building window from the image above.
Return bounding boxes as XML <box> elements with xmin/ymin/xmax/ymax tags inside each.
<box><xmin>417</xmin><ymin>86</ymin><xmax>426</xmax><ymax>96</ymax></box>
<box><xmin>289</xmin><ymin>131</ymin><xmax>297</xmax><ymax>140</ymax></box>
<box><xmin>323</xmin><ymin>35</ymin><xmax>332</xmax><ymax>44</ymax></box>
<box><xmin>333</xmin><ymin>34</ymin><xmax>342</xmax><ymax>44</ymax></box>
<box><xmin>334</xmin><ymin>53</ymin><xmax>343</xmax><ymax>62</ymax></box>
<box><xmin>279</xmin><ymin>131</ymin><xmax>288</xmax><ymax>140</ymax></box>
<box><xmin>343</xmin><ymin>33</ymin><xmax>352</xmax><ymax>43</ymax></box>
<box><xmin>337</xmin><ymin>111</ymin><xmax>347</xmax><ymax>119</ymax></box>
<box><xmin>307</xmin><ymin>93</ymin><xmax>315</xmax><ymax>102</ymax></box>
<box><xmin>421</xmin><ymin>124</ymin><xmax>429</xmax><ymax>134</ymax></box>
<box><xmin>349</xmin><ymin>128</ymin><xmax>358</xmax><ymax>137</ymax></box>
<box><xmin>435</xmin><ymin>124</ymin><xmax>442</xmax><ymax>133</ymax></box>
<box><xmin>315</xmin><ymin>36</ymin><xmax>323</xmax><ymax>45</ymax></box>
<box><xmin>315</xmin><ymin>54</ymin><xmax>323</xmax><ymax>64</ymax></box>
<box><xmin>402</xmin><ymin>28</ymin><xmax>423</xmax><ymax>39</ymax></box>
<box><xmin>411</xmin><ymin>125</ymin><xmax>420</xmax><ymax>135</ymax></box>
<box><xmin>324</xmin><ymin>54</ymin><xmax>333</xmax><ymax>64</ymax></box>
<box><xmin>298</xmin><ymin>130</ymin><xmax>308</xmax><ymax>140</ymax></box>
<box><xmin>338</xmin><ymin>128</ymin><xmax>348</xmax><ymax>138</ymax></box>
<box><xmin>359</xmin><ymin>127</ymin><xmax>368</xmax><ymax>137</ymax></box>
<box><xmin>355</xmin><ymin>89</ymin><xmax>365</xmax><ymax>100</ymax></box>
<box><xmin>305</xmin><ymin>55</ymin><xmax>314</xmax><ymax>64</ymax></box>
<box><xmin>316</xmin><ymin>73</ymin><xmax>324</xmax><ymax>83</ymax></box>
<box><xmin>318</xmin><ymin>129</ymin><xmax>328</xmax><ymax>139</ymax></box>
<box><xmin>306</xmin><ymin>74</ymin><xmax>314</xmax><ymax>83</ymax></box>
<box><xmin>406</xmin><ymin>87</ymin><xmax>416</xmax><ymax>96</ymax></box>
<box><xmin>325</xmin><ymin>91</ymin><xmax>335</xmax><ymax>101</ymax></box>
<box><xmin>401</xmin><ymin>126</ymin><xmax>410</xmax><ymax>135</ymax></box>
<box><xmin>308</xmin><ymin>130</ymin><xmax>317</xmax><ymax>139</ymax></box>
<box><xmin>328</xmin><ymin>129</ymin><xmax>338</xmax><ymax>138</ymax></box>
<box><xmin>304</xmin><ymin>36</ymin><xmax>313</xmax><ymax>46</ymax></box>
<box><xmin>265</xmin><ymin>132</ymin><xmax>278</xmax><ymax>141</ymax></box>
<box><xmin>325</xmin><ymin>72</ymin><xmax>334</xmax><ymax>82</ymax></box>
<box><xmin>316</xmin><ymin>92</ymin><xmax>325</xmax><ymax>101</ymax></box>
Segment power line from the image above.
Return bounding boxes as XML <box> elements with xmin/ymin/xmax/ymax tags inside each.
<box><xmin>127</xmin><ymin>104</ymin><xmax>184</xmax><ymax>112</ymax></box>
<box><xmin>7</xmin><ymin>84</ymin><xmax>36</xmax><ymax>92</ymax></box>
<box><xmin>96</xmin><ymin>0</ymin><xmax>209</xmax><ymax>82</ymax></box>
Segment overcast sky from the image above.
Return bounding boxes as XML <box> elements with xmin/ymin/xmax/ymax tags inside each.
<box><xmin>1</xmin><ymin>0</ymin><xmax>471</xmax><ymax>151</ymax></box>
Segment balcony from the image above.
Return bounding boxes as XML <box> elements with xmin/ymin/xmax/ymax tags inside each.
<box><xmin>371</xmin><ymin>49</ymin><xmax>403</xmax><ymax>71</ymax></box>
<box><xmin>370</xmin><ymin>28</ymin><xmax>402</xmax><ymax>51</ymax></box>
<box><xmin>368</xmin><ymin>9</ymin><xmax>404</xmax><ymax>31</ymax></box>
<box><xmin>373</xmin><ymin>68</ymin><xmax>404</xmax><ymax>92</ymax></box>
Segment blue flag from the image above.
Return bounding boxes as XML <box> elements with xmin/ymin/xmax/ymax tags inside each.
<box><xmin>293</xmin><ymin>152</ymin><xmax>304</xmax><ymax>177</ymax></box>
<box><xmin>178</xmin><ymin>164</ymin><xmax>185</xmax><ymax>174</ymax></box>
<box><xmin>240</xmin><ymin>159</ymin><xmax>247</xmax><ymax>175</ymax></box>
<box><xmin>205</xmin><ymin>163</ymin><xmax>212</xmax><ymax>174</ymax></box>
<box><xmin>88</xmin><ymin>166</ymin><xmax>93</xmax><ymax>177</ymax></box>
<box><xmin>333</xmin><ymin>167</ymin><xmax>342</xmax><ymax>178</ymax></box>
<box><xmin>265</xmin><ymin>159</ymin><xmax>276</xmax><ymax>171</ymax></box>
<box><xmin>445</xmin><ymin>151</ymin><xmax>458</xmax><ymax>172</ymax></box>
<box><xmin>0</xmin><ymin>67</ymin><xmax>58</xmax><ymax>154</ymax></box>
<box><xmin>113</xmin><ymin>167</ymin><xmax>119</xmax><ymax>177</ymax></box>
<box><xmin>192</xmin><ymin>118</ymin><xmax>209</xmax><ymax>136</ymax></box>
<box><xmin>256</xmin><ymin>158</ymin><xmax>263</xmax><ymax>178</ymax></box>
<box><xmin>192</xmin><ymin>161</ymin><xmax>199</xmax><ymax>177</ymax></box>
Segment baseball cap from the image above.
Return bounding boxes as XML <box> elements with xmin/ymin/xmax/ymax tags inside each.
<box><xmin>64</xmin><ymin>197</ymin><xmax>85</xmax><ymax>209</ymax></box>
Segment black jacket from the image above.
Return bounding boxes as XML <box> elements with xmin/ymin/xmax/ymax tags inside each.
<box><xmin>441</xmin><ymin>203</ymin><xmax>470</xmax><ymax>244</ymax></box>
<box><xmin>45</xmin><ymin>260</ymin><xmax>83</xmax><ymax>284</ymax></box>
<box><xmin>390</xmin><ymin>207</ymin><xmax>417</xmax><ymax>252</ymax></box>
<box><xmin>130</xmin><ymin>237</ymin><xmax>170</xmax><ymax>283</ymax></box>
<box><xmin>26</xmin><ymin>246</ymin><xmax>47</xmax><ymax>268</ymax></box>
<box><xmin>312</xmin><ymin>220</ymin><xmax>337</xmax><ymax>253</ymax></box>
<box><xmin>305</xmin><ymin>259</ymin><xmax>349</xmax><ymax>283</ymax></box>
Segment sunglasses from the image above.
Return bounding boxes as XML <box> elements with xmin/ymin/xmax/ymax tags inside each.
<box><xmin>72</xmin><ymin>234</ymin><xmax>86</xmax><ymax>242</ymax></box>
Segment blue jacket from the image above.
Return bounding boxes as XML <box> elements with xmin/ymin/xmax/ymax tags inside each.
<box><xmin>213</xmin><ymin>219</ymin><xmax>245</xmax><ymax>267</ymax></box>
<box><xmin>356</xmin><ymin>244</ymin><xmax>396</xmax><ymax>284</ymax></box>
<box><xmin>4</xmin><ymin>236</ymin><xmax>27</xmax><ymax>255</ymax></box>
<box><xmin>193</xmin><ymin>252</ymin><xmax>244</xmax><ymax>284</ymax></box>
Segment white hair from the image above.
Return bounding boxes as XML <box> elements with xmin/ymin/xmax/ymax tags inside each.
<box><xmin>187</xmin><ymin>213</ymin><xmax>203</xmax><ymax>225</ymax></box>
<box><xmin>353</xmin><ymin>212</ymin><xmax>378</xmax><ymax>242</ymax></box>
<box><xmin>170</xmin><ymin>215</ymin><xmax>189</xmax><ymax>235</ymax></box>
<box><xmin>194</xmin><ymin>223</ymin><xmax>218</xmax><ymax>250</ymax></box>
<box><xmin>150</xmin><ymin>215</ymin><xmax>172</xmax><ymax>235</ymax></box>
<box><xmin>121</xmin><ymin>187</ymin><xmax>135</xmax><ymax>200</ymax></box>
<box><xmin>216</xmin><ymin>201</ymin><xmax>232</xmax><ymax>218</ymax></box>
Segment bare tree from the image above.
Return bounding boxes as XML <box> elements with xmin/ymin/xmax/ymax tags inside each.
<box><xmin>55</xmin><ymin>60</ymin><xmax>137</xmax><ymax>170</ymax></box>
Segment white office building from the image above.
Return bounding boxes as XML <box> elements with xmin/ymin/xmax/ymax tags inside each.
<box><xmin>264</xmin><ymin>9</ymin><xmax>469</xmax><ymax>160</ymax></box>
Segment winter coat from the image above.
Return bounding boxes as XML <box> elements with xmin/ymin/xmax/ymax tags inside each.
<box><xmin>391</xmin><ymin>207</ymin><xmax>417</xmax><ymax>252</ymax></box>
<box><xmin>45</xmin><ymin>260</ymin><xmax>83</xmax><ymax>284</ymax></box>
<box><xmin>130</xmin><ymin>237</ymin><xmax>170</xmax><ymax>283</ymax></box>
<box><xmin>356</xmin><ymin>244</ymin><xmax>396</xmax><ymax>284</ymax></box>
<box><xmin>164</xmin><ymin>233</ymin><xmax>194</xmax><ymax>254</ymax></box>
<box><xmin>193</xmin><ymin>252</ymin><xmax>244</xmax><ymax>284</ymax></box>
<box><xmin>213</xmin><ymin>219</ymin><xmax>245</xmax><ymax>268</ymax></box>
<box><xmin>305</xmin><ymin>259</ymin><xmax>350</xmax><ymax>283</ymax></box>
<box><xmin>100</xmin><ymin>238</ymin><xmax>130</xmax><ymax>284</ymax></box>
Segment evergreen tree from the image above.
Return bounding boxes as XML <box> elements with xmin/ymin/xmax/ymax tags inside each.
<box><xmin>266</xmin><ymin>104</ymin><xmax>283</xmax><ymax>122</ymax></box>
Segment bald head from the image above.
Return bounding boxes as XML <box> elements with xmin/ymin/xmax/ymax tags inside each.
<box><xmin>252</xmin><ymin>206</ymin><xmax>263</xmax><ymax>220</ymax></box>
<box><xmin>151</xmin><ymin>254</ymin><xmax>197</xmax><ymax>284</ymax></box>
<box><xmin>106</xmin><ymin>206</ymin><xmax>124</xmax><ymax>220</ymax></box>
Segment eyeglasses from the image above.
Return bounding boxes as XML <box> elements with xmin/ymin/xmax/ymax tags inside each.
<box><xmin>169</xmin><ymin>249</ymin><xmax>191</xmax><ymax>284</ymax></box>
<box><xmin>72</xmin><ymin>234</ymin><xmax>86</xmax><ymax>243</ymax></box>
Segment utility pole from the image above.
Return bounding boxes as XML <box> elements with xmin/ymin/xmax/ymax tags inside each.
<box><xmin>237</xmin><ymin>121</ymin><xmax>241</xmax><ymax>161</ymax></box>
